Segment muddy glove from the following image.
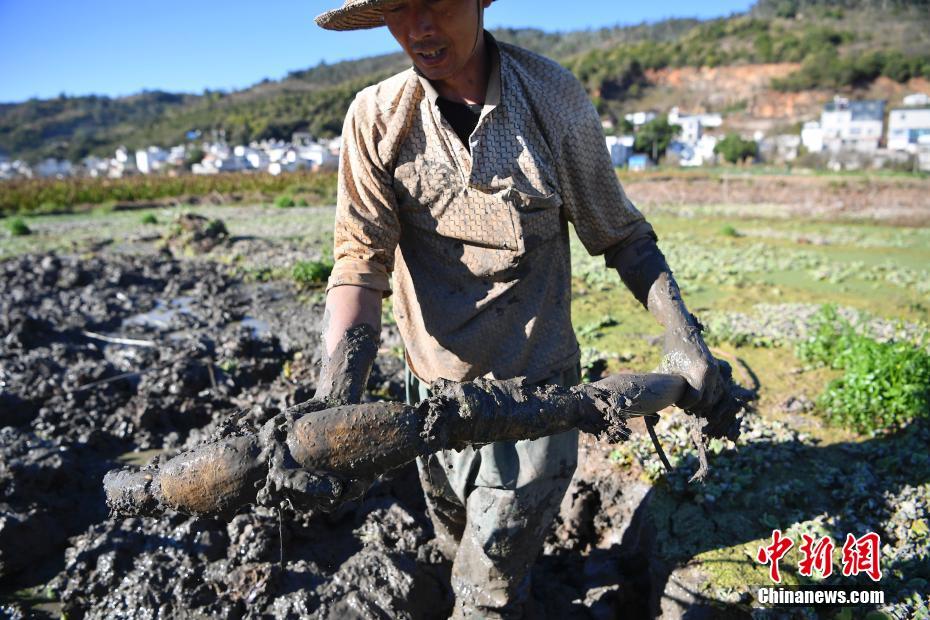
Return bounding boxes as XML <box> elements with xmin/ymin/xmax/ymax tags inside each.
<box><xmin>607</xmin><ymin>234</ymin><xmax>722</xmax><ymax>412</ymax></box>
<box><xmin>658</xmin><ymin>315</ymin><xmax>722</xmax><ymax>411</ymax></box>
<box><xmin>313</xmin><ymin>323</ymin><xmax>379</xmax><ymax>405</ymax></box>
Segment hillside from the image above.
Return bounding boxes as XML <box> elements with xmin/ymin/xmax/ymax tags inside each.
<box><xmin>1</xmin><ymin>0</ymin><xmax>929</xmax><ymax>164</ymax></box>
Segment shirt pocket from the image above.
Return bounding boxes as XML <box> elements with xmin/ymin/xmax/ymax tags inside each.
<box><xmin>508</xmin><ymin>187</ymin><xmax>563</xmax><ymax>253</ymax></box>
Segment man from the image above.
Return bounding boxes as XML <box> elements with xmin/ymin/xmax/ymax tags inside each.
<box><xmin>313</xmin><ymin>0</ymin><xmax>722</xmax><ymax>617</ymax></box>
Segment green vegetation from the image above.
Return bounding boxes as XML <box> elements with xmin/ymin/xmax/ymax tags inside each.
<box><xmin>720</xmin><ymin>224</ymin><xmax>741</xmax><ymax>237</ymax></box>
<box><xmin>5</xmin><ymin>217</ymin><xmax>31</xmax><ymax>236</ymax></box>
<box><xmin>291</xmin><ymin>259</ymin><xmax>334</xmax><ymax>287</ymax></box>
<box><xmin>140</xmin><ymin>213</ymin><xmax>158</xmax><ymax>225</ymax></box>
<box><xmin>797</xmin><ymin>306</ymin><xmax>930</xmax><ymax>433</ymax></box>
<box><xmin>0</xmin><ymin>170</ymin><xmax>337</xmax><ymax>215</ymax></box>
<box><xmin>773</xmin><ymin>49</ymin><xmax>930</xmax><ymax>91</ymax></box>
<box><xmin>715</xmin><ymin>133</ymin><xmax>758</xmax><ymax>164</ymax></box>
<box><xmin>274</xmin><ymin>194</ymin><xmax>296</xmax><ymax>208</ymax></box>
<box><xmin>566</xmin><ymin>11</ymin><xmax>930</xmax><ymax>116</ymax></box>
<box><xmin>633</xmin><ymin>118</ymin><xmax>680</xmax><ymax>161</ymax></box>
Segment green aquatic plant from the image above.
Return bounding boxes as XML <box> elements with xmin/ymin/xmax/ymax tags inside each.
<box><xmin>797</xmin><ymin>305</ymin><xmax>930</xmax><ymax>433</ymax></box>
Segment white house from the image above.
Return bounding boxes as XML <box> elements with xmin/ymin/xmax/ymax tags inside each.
<box><xmin>246</xmin><ymin>151</ymin><xmax>270</xmax><ymax>170</ymax></box>
<box><xmin>903</xmin><ymin>93</ymin><xmax>930</xmax><ymax>107</ymax></box>
<box><xmin>326</xmin><ymin>136</ymin><xmax>342</xmax><ymax>157</ymax></box>
<box><xmin>887</xmin><ymin>108</ymin><xmax>930</xmax><ymax>152</ymax></box>
<box><xmin>820</xmin><ymin>97</ymin><xmax>885</xmax><ymax>152</ymax></box>
<box><xmin>801</xmin><ymin>121</ymin><xmax>824</xmax><ymax>153</ymax></box>
<box><xmin>135</xmin><ymin>146</ymin><xmax>168</xmax><ymax>175</ymax></box>
<box><xmin>673</xmin><ymin>114</ymin><xmax>702</xmax><ymax>145</ymax></box>
<box><xmin>625</xmin><ymin>111</ymin><xmax>656</xmax><ymax>127</ymax></box>
<box><xmin>667</xmin><ymin>107</ymin><xmax>723</xmax><ymax>146</ymax></box>
<box><xmin>297</xmin><ymin>143</ymin><xmax>338</xmax><ymax>170</ymax></box>
<box><xmin>675</xmin><ymin>134</ymin><xmax>718</xmax><ymax>167</ymax></box>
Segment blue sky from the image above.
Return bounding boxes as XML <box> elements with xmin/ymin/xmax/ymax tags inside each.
<box><xmin>0</xmin><ymin>0</ymin><xmax>756</xmax><ymax>103</ymax></box>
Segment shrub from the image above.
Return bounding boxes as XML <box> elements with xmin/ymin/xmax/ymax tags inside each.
<box><xmin>5</xmin><ymin>217</ymin><xmax>31</xmax><ymax>236</ymax></box>
<box><xmin>796</xmin><ymin>306</ymin><xmax>930</xmax><ymax>433</ymax></box>
<box><xmin>274</xmin><ymin>194</ymin><xmax>296</xmax><ymax>208</ymax></box>
<box><xmin>715</xmin><ymin>133</ymin><xmax>758</xmax><ymax>164</ymax></box>
<box><xmin>720</xmin><ymin>224</ymin><xmax>741</xmax><ymax>237</ymax></box>
<box><xmin>141</xmin><ymin>213</ymin><xmax>158</xmax><ymax>225</ymax></box>
<box><xmin>291</xmin><ymin>259</ymin><xmax>334</xmax><ymax>287</ymax></box>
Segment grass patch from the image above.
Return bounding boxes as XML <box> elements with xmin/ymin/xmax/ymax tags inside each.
<box><xmin>274</xmin><ymin>194</ymin><xmax>296</xmax><ymax>209</ymax></box>
<box><xmin>796</xmin><ymin>305</ymin><xmax>930</xmax><ymax>433</ymax></box>
<box><xmin>720</xmin><ymin>223</ymin><xmax>741</xmax><ymax>237</ymax></box>
<box><xmin>291</xmin><ymin>259</ymin><xmax>334</xmax><ymax>287</ymax></box>
<box><xmin>5</xmin><ymin>217</ymin><xmax>31</xmax><ymax>236</ymax></box>
<box><xmin>140</xmin><ymin>213</ymin><xmax>158</xmax><ymax>225</ymax></box>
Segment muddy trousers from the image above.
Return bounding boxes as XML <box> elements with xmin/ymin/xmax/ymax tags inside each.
<box><xmin>406</xmin><ymin>365</ymin><xmax>580</xmax><ymax>619</ymax></box>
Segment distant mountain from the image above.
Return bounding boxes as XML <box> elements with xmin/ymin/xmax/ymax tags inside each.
<box><xmin>1</xmin><ymin>1</ymin><xmax>928</xmax><ymax>164</ymax></box>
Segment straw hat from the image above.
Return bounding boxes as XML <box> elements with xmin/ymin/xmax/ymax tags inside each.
<box><xmin>315</xmin><ymin>0</ymin><xmax>403</xmax><ymax>31</ymax></box>
<box><xmin>315</xmin><ymin>0</ymin><xmax>495</xmax><ymax>31</ymax></box>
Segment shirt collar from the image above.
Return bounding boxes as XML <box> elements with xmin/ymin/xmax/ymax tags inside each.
<box><xmin>415</xmin><ymin>30</ymin><xmax>502</xmax><ymax>115</ymax></box>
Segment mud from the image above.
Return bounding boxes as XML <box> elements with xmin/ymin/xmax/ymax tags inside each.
<box><xmin>0</xmin><ymin>247</ymin><xmax>756</xmax><ymax>619</ymax></box>
<box><xmin>162</xmin><ymin>212</ymin><xmax>230</xmax><ymax>253</ymax></box>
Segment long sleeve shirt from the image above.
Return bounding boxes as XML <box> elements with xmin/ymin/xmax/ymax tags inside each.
<box><xmin>328</xmin><ymin>33</ymin><xmax>654</xmax><ymax>384</ymax></box>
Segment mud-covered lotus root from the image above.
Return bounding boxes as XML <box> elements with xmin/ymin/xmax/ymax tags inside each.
<box><xmin>104</xmin><ymin>371</ymin><xmax>721</xmax><ymax>519</ymax></box>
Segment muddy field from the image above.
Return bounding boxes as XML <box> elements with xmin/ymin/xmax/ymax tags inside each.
<box><xmin>0</xmin><ymin>248</ymin><xmax>676</xmax><ymax>619</ymax></box>
<box><xmin>1</xmin><ymin>178</ymin><xmax>929</xmax><ymax>618</ymax></box>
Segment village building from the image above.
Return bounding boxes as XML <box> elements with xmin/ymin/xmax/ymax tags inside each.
<box><xmin>887</xmin><ymin>107</ymin><xmax>930</xmax><ymax>153</ymax></box>
<box><xmin>801</xmin><ymin>121</ymin><xmax>825</xmax><ymax>153</ymax></box>
<box><xmin>135</xmin><ymin>146</ymin><xmax>169</xmax><ymax>175</ymax></box>
<box><xmin>820</xmin><ymin>96</ymin><xmax>885</xmax><ymax>153</ymax></box>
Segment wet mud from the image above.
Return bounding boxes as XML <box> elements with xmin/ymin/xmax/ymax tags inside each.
<box><xmin>1</xmin><ymin>248</ymin><xmax>752</xmax><ymax>619</ymax></box>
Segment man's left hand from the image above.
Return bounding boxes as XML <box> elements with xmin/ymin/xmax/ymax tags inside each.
<box><xmin>660</xmin><ymin>321</ymin><xmax>723</xmax><ymax>413</ymax></box>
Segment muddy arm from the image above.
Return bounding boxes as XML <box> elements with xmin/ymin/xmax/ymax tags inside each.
<box><xmin>314</xmin><ymin>288</ymin><xmax>381</xmax><ymax>405</ymax></box>
<box><xmin>104</xmin><ymin>372</ymin><xmax>688</xmax><ymax>518</ymax></box>
<box><xmin>608</xmin><ymin>237</ymin><xmax>720</xmax><ymax>408</ymax></box>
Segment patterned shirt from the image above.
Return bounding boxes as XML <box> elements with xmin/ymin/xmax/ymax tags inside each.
<box><xmin>327</xmin><ymin>33</ymin><xmax>654</xmax><ymax>384</ymax></box>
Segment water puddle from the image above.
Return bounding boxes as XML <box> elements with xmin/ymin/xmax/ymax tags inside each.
<box><xmin>238</xmin><ymin>316</ymin><xmax>271</xmax><ymax>338</ymax></box>
<box><xmin>122</xmin><ymin>296</ymin><xmax>194</xmax><ymax>330</ymax></box>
